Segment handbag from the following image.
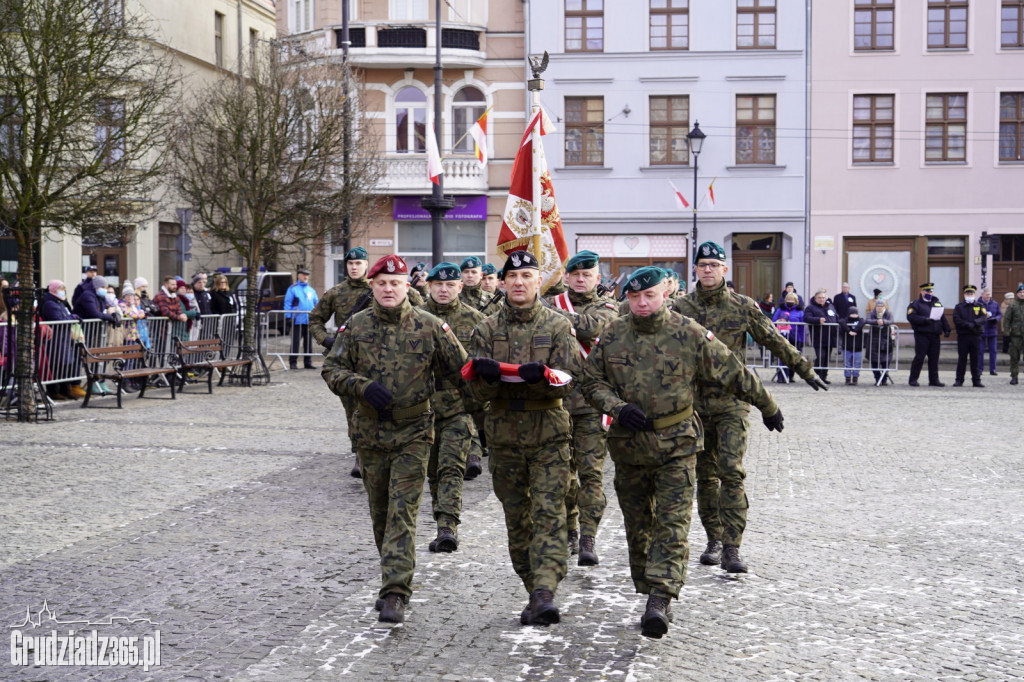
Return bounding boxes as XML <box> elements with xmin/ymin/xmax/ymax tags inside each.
<box><xmin>70</xmin><ymin>322</ymin><xmax>85</xmax><ymax>345</ymax></box>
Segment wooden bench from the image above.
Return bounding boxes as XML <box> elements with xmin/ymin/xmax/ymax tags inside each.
<box><xmin>174</xmin><ymin>335</ymin><xmax>253</xmax><ymax>393</ymax></box>
<box><xmin>77</xmin><ymin>342</ymin><xmax>177</xmax><ymax>408</ymax></box>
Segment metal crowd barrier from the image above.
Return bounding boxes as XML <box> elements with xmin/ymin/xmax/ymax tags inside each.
<box><xmin>260</xmin><ymin>309</ymin><xmax>320</xmax><ymax>370</ymax></box>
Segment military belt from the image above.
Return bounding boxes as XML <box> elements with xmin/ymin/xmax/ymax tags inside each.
<box><xmin>490</xmin><ymin>398</ymin><xmax>563</xmax><ymax>412</ymax></box>
<box><xmin>645</xmin><ymin>406</ymin><xmax>694</xmax><ymax>431</ymax></box>
<box><xmin>366</xmin><ymin>399</ymin><xmax>431</xmax><ymax>421</ymax></box>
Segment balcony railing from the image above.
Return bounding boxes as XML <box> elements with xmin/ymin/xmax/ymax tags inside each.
<box><xmin>379</xmin><ymin>155</ymin><xmax>486</xmax><ymax>193</ymax></box>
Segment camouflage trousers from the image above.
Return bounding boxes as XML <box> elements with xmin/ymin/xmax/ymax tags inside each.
<box><xmin>357</xmin><ymin>440</ymin><xmax>430</xmax><ymax>600</ymax></box>
<box><xmin>1010</xmin><ymin>336</ymin><xmax>1023</xmax><ymax>378</ymax></box>
<box><xmin>489</xmin><ymin>443</ymin><xmax>571</xmax><ymax>594</ymax></box>
<box><xmin>470</xmin><ymin>410</ymin><xmax>487</xmax><ymax>456</ymax></box>
<box><xmin>341</xmin><ymin>395</ymin><xmax>356</xmax><ymax>455</ymax></box>
<box><xmin>612</xmin><ymin>453</ymin><xmax>695</xmax><ymax>599</ymax></box>
<box><xmin>695</xmin><ymin>409</ymin><xmax>750</xmax><ymax>547</ymax></box>
<box><xmin>565</xmin><ymin>412</ymin><xmax>608</xmax><ymax>537</ymax></box>
<box><xmin>428</xmin><ymin>413</ymin><xmax>472</xmax><ymax>527</ymax></box>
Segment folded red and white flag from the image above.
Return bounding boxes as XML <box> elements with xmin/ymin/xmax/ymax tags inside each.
<box><xmin>461</xmin><ymin>360</ymin><xmax>572</xmax><ymax>386</ymax></box>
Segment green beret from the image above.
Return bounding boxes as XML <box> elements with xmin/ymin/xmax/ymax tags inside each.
<box><xmin>565</xmin><ymin>250</ymin><xmax>600</xmax><ymax>273</ymax></box>
<box><xmin>624</xmin><ymin>266</ymin><xmax>667</xmax><ymax>293</ymax></box>
<box><xmin>427</xmin><ymin>262</ymin><xmax>462</xmax><ymax>282</ymax></box>
<box><xmin>696</xmin><ymin>241</ymin><xmax>727</xmax><ymax>262</ymax></box>
<box><xmin>481</xmin><ymin>263</ymin><xmax>497</xmax><ymax>276</ymax></box>
<box><xmin>1018</xmin><ymin>282</ymin><xmax>1024</xmax><ymax>292</ymax></box>
<box><xmin>460</xmin><ymin>256</ymin><xmax>483</xmax><ymax>270</ymax></box>
<box><xmin>345</xmin><ymin>247</ymin><xmax>368</xmax><ymax>261</ymax></box>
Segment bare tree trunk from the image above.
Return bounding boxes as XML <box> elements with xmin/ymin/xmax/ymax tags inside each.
<box><xmin>13</xmin><ymin>225</ymin><xmax>38</xmax><ymax>422</ymax></box>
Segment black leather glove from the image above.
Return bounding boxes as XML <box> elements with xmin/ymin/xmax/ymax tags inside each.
<box><xmin>617</xmin><ymin>403</ymin><xmax>648</xmax><ymax>432</ymax></box>
<box><xmin>518</xmin><ymin>362</ymin><xmax>546</xmax><ymax>384</ymax></box>
<box><xmin>762</xmin><ymin>408</ymin><xmax>785</xmax><ymax>432</ymax></box>
<box><xmin>322</xmin><ymin>335</ymin><xmax>335</xmax><ymax>350</ymax></box>
<box><xmin>363</xmin><ymin>381</ymin><xmax>393</xmax><ymax>410</ymax></box>
<box><xmin>472</xmin><ymin>357</ymin><xmax>501</xmax><ymax>384</ymax></box>
<box><xmin>804</xmin><ymin>375</ymin><xmax>828</xmax><ymax>391</ymax></box>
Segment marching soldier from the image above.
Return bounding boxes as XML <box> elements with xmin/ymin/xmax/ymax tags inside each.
<box><xmin>582</xmin><ymin>266</ymin><xmax>784</xmax><ymax>638</ymax></box>
<box><xmin>322</xmin><ymin>255</ymin><xmax>467</xmax><ymax>624</ymax></box>
<box><xmin>465</xmin><ymin>250</ymin><xmax>581</xmax><ymax>626</ymax></box>
<box><xmin>549</xmin><ymin>250</ymin><xmax>618</xmax><ymax>565</ymax></box>
<box><xmin>419</xmin><ymin>262</ymin><xmax>486</xmax><ymax>554</ymax></box>
<box><xmin>672</xmin><ymin>241</ymin><xmax>826</xmax><ymax>574</ymax></box>
<box><xmin>309</xmin><ymin>246</ymin><xmax>372</xmax><ymax>478</ymax></box>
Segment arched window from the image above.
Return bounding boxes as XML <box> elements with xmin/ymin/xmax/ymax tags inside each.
<box><xmin>452</xmin><ymin>86</ymin><xmax>485</xmax><ymax>155</ymax></box>
<box><xmin>395</xmin><ymin>86</ymin><xmax>426</xmax><ymax>153</ymax></box>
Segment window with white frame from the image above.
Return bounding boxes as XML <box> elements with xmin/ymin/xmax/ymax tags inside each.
<box><xmin>290</xmin><ymin>0</ymin><xmax>314</xmax><ymax>33</ymax></box>
<box><xmin>452</xmin><ymin>87</ymin><xmax>485</xmax><ymax>155</ymax></box>
<box><xmin>392</xmin><ymin>0</ymin><xmax>428</xmax><ymax>20</ymax></box>
<box><xmin>447</xmin><ymin>0</ymin><xmax>483</xmax><ymax>23</ymax></box>
<box><xmin>395</xmin><ymin>86</ymin><xmax>427</xmax><ymax>153</ymax></box>
<box><xmin>95</xmin><ymin>98</ymin><xmax>125</xmax><ymax>165</ymax></box>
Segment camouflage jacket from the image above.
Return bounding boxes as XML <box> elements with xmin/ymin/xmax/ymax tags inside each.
<box><xmin>557</xmin><ymin>288</ymin><xmax>620</xmax><ymax>415</ymax></box>
<box><xmin>673</xmin><ymin>281</ymin><xmax>814</xmax><ymax>413</ymax></box>
<box><xmin>322</xmin><ymin>298</ymin><xmax>467</xmax><ymax>451</ymax></box>
<box><xmin>1004</xmin><ymin>298</ymin><xmax>1024</xmax><ymax>336</ymax></box>
<box><xmin>309</xmin><ymin>278</ymin><xmax>371</xmax><ymax>344</ymax></box>
<box><xmin>460</xmin><ymin>284</ymin><xmax>494</xmax><ymax>315</ymax></box>
<box><xmin>420</xmin><ymin>296</ymin><xmax>485</xmax><ymax>418</ymax></box>
<box><xmin>582</xmin><ymin>303</ymin><xmax>778</xmax><ymax>466</ymax></box>
<box><xmin>467</xmin><ymin>296</ymin><xmax>581</xmax><ymax>448</ymax></box>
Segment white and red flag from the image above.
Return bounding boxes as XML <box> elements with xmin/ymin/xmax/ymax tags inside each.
<box><xmin>461</xmin><ymin>360</ymin><xmax>572</xmax><ymax>387</ymax></box>
<box><xmin>706</xmin><ymin>178</ymin><xmax>717</xmax><ymax>209</ymax></box>
<box><xmin>468</xmin><ymin>109</ymin><xmax>489</xmax><ymax>167</ymax></box>
<box><xmin>496</xmin><ymin>107</ymin><xmax>568</xmax><ymax>293</ymax></box>
<box><xmin>425</xmin><ymin>123</ymin><xmax>444</xmax><ymax>185</ymax></box>
<box><xmin>669</xmin><ymin>180</ymin><xmax>689</xmax><ymax>209</ymax></box>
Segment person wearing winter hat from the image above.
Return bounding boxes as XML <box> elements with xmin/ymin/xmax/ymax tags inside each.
<box><xmin>40</xmin><ymin>280</ymin><xmax>85</xmax><ymax>400</ymax></box>
<box><xmin>865</xmin><ymin>287</ymin><xmax>889</xmax><ymax>315</ymax></box>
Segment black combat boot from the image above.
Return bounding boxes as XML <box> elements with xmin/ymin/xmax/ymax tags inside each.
<box><xmin>1011</xmin><ymin>377</ymin><xmax>1019</xmax><ymax>385</ymax></box>
<box><xmin>973</xmin><ymin>380</ymin><xmax>985</xmax><ymax>388</ymax></box>
<box><xmin>953</xmin><ymin>380</ymin><xmax>964</xmax><ymax>387</ymax></box>
<box><xmin>699</xmin><ymin>539</ymin><xmax>723</xmax><ymax>565</ymax></box>
<box><xmin>433</xmin><ymin>526</ymin><xmax>458</xmax><ymax>553</ymax></box>
<box><xmin>527</xmin><ymin>589</ymin><xmax>560</xmax><ymax>626</ymax></box>
<box><xmin>640</xmin><ymin>595</ymin><xmax>672</xmax><ymax>638</ymax></box>
<box><xmin>374</xmin><ymin>597</ymin><xmax>385</xmax><ymax>611</ymax></box>
<box><xmin>578</xmin><ymin>535</ymin><xmax>599</xmax><ymax>566</ymax></box>
<box><xmin>721</xmin><ymin>544</ymin><xmax>748</xmax><ymax>573</ymax></box>
<box><xmin>350</xmin><ymin>459</ymin><xmax>361</xmax><ymax>478</ymax></box>
<box><xmin>464</xmin><ymin>453</ymin><xmax>483</xmax><ymax>480</ymax></box>
<box><xmin>378</xmin><ymin>593</ymin><xmax>405</xmax><ymax>623</ymax></box>
<box><xmin>567</xmin><ymin>529</ymin><xmax>579</xmax><ymax>555</ymax></box>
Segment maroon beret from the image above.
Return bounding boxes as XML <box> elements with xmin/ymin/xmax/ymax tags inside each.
<box><xmin>367</xmin><ymin>254</ymin><xmax>409</xmax><ymax>279</ymax></box>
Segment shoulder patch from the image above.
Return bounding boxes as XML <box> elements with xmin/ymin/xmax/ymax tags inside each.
<box><xmin>442</xmin><ymin>322</ymin><xmax>451</xmax><ymax>332</ymax></box>
<box><xmin>569</xmin><ymin>327</ymin><xmax>576</xmax><ymax>337</ymax></box>
<box><xmin>706</xmin><ymin>329</ymin><xmax>715</xmax><ymax>342</ymax></box>
<box><xmin>603</xmin><ymin>303</ymin><xmax>617</xmax><ymax>310</ymax></box>
<box><xmin>338</xmin><ymin>325</ymin><xmax>346</xmax><ymax>333</ymax></box>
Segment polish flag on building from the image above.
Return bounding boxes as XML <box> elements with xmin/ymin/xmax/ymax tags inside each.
<box><xmin>668</xmin><ymin>180</ymin><xmax>689</xmax><ymax>209</ymax></box>
<box><xmin>469</xmin><ymin>110</ymin><xmax>489</xmax><ymax>167</ymax></box>
<box><xmin>706</xmin><ymin>178</ymin><xmax>717</xmax><ymax>209</ymax></box>
<box><xmin>496</xmin><ymin>107</ymin><xmax>568</xmax><ymax>293</ymax></box>
<box><xmin>425</xmin><ymin>124</ymin><xmax>444</xmax><ymax>185</ymax></box>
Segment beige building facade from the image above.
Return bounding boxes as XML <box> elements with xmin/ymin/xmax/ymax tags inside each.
<box><xmin>278</xmin><ymin>0</ymin><xmax>527</xmax><ymax>286</ymax></box>
<box><xmin>810</xmin><ymin>0</ymin><xmax>1024</xmax><ymax>322</ymax></box>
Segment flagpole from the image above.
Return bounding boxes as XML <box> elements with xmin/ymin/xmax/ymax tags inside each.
<box><xmin>530</xmin><ymin>89</ymin><xmax>542</xmax><ymax>266</ymax></box>
<box><xmin>422</xmin><ymin>0</ymin><xmax>454</xmax><ymax>266</ymax></box>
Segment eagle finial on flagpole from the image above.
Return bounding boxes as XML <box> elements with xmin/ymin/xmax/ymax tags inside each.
<box><xmin>529</xmin><ymin>51</ymin><xmax>549</xmax><ymax>79</ymax></box>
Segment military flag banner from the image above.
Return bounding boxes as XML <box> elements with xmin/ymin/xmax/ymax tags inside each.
<box><xmin>497</xmin><ymin>108</ymin><xmax>568</xmax><ymax>293</ymax></box>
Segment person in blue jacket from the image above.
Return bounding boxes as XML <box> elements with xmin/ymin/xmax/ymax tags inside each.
<box><xmin>977</xmin><ymin>288</ymin><xmax>1002</xmax><ymax>376</ymax></box>
<box><xmin>284</xmin><ymin>267</ymin><xmax>319</xmax><ymax>369</ymax></box>
<box><xmin>771</xmin><ymin>292</ymin><xmax>806</xmax><ymax>382</ymax></box>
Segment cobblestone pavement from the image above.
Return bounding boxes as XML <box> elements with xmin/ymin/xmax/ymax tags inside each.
<box><xmin>1</xmin><ymin>365</ymin><xmax>1022</xmax><ymax>681</ymax></box>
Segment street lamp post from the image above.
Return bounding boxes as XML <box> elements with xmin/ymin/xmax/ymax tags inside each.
<box><xmin>686</xmin><ymin>122</ymin><xmax>706</xmax><ymax>284</ymax></box>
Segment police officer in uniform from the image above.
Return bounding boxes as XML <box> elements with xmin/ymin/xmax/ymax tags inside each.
<box><xmin>466</xmin><ymin>250</ymin><xmax>580</xmax><ymax>626</ymax></box>
<box><xmin>322</xmin><ymin>255</ymin><xmax>467</xmax><ymax>624</ymax></box>
<box><xmin>907</xmin><ymin>282</ymin><xmax>951</xmax><ymax>387</ymax></box>
<box><xmin>419</xmin><ymin>262</ymin><xmax>486</xmax><ymax>554</ymax></box>
<box><xmin>952</xmin><ymin>284</ymin><xmax>989</xmax><ymax>388</ymax></box>
<box><xmin>550</xmin><ymin>250</ymin><xmax>619</xmax><ymax>565</ymax></box>
<box><xmin>672</xmin><ymin>241</ymin><xmax>827</xmax><ymax>573</ymax></box>
<box><xmin>309</xmin><ymin>247</ymin><xmax>373</xmax><ymax>478</ymax></box>
<box><xmin>583</xmin><ymin>266</ymin><xmax>784</xmax><ymax>638</ymax></box>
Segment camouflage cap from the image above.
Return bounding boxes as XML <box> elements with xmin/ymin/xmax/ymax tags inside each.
<box><xmin>498</xmin><ymin>250</ymin><xmax>539</xmax><ymax>278</ymax></box>
<box><xmin>696</xmin><ymin>241</ymin><xmax>727</xmax><ymax>262</ymax></box>
<box><xmin>460</xmin><ymin>256</ymin><xmax>483</xmax><ymax>270</ymax></box>
<box><xmin>345</xmin><ymin>246</ymin><xmax>368</xmax><ymax>261</ymax></box>
<box><xmin>624</xmin><ymin>266</ymin><xmax>667</xmax><ymax>293</ymax></box>
<box><xmin>481</xmin><ymin>263</ymin><xmax>497</xmax><ymax>276</ymax></box>
<box><xmin>426</xmin><ymin>262</ymin><xmax>462</xmax><ymax>282</ymax></box>
<box><xmin>565</xmin><ymin>250</ymin><xmax>600</xmax><ymax>272</ymax></box>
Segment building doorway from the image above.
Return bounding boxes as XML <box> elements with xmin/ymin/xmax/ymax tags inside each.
<box><xmin>730</xmin><ymin>232</ymin><xmax>782</xmax><ymax>300</ymax></box>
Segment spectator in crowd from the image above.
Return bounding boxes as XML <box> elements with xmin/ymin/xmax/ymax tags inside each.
<box><xmin>953</xmin><ymin>284</ymin><xmax>989</xmax><ymax>388</ymax></box>
<box><xmin>153</xmin><ymin>276</ymin><xmax>190</xmax><ymax>345</ymax></box>
<box><xmin>119</xmin><ymin>291</ymin><xmax>147</xmax><ymax>346</ymax></box>
<box><xmin>1003</xmin><ymin>292</ymin><xmax>1016</xmax><ymax>354</ymax></box>
<box><xmin>284</xmin><ymin>267</ymin><xmax>318</xmax><ymax>370</ymax></box>
<box><xmin>838</xmin><ymin>307</ymin><xmax>866</xmax><ymax>385</ymax></box>
<box><xmin>772</xmin><ymin>293</ymin><xmax>806</xmax><ymax>382</ymax></box>
<box><xmin>192</xmin><ymin>274</ymin><xmax>213</xmax><ymax>316</ymax></box>
<box><xmin>39</xmin><ymin>280</ymin><xmax>84</xmax><ymax>401</ymax></box>
<box><xmin>0</xmin><ymin>279</ymin><xmax>8</xmax><ymax>322</ymax></box>
<box><xmin>866</xmin><ymin>298</ymin><xmax>896</xmax><ymax>385</ymax></box>
<box><xmin>757</xmin><ymin>292</ymin><xmax>775</xmax><ymax>319</ymax></box>
<box><xmin>103</xmin><ymin>289</ymin><xmax>124</xmax><ymax>346</ymax></box>
<box><xmin>865</xmin><ymin>288</ymin><xmax>889</xmax><ymax>316</ymax></box>
<box><xmin>906</xmin><ymin>282</ymin><xmax>951</xmax><ymax>387</ymax></box>
<box><xmin>833</xmin><ymin>282</ymin><xmax>857</xmax><ymax>319</ymax></box>
<box><xmin>803</xmin><ymin>288</ymin><xmax>839</xmax><ymax>384</ymax></box>
<box><xmin>1002</xmin><ymin>283</ymin><xmax>1024</xmax><ymax>385</ymax></box>
<box><xmin>779</xmin><ymin>281</ymin><xmax>804</xmax><ymax>309</ymax></box>
<box><xmin>134</xmin><ymin>277</ymin><xmax>159</xmax><ymax>317</ymax></box>
<box><xmin>72</xmin><ymin>276</ymin><xmax>116</xmax><ymax>394</ymax></box>
<box><xmin>210</xmin><ymin>274</ymin><xmax>235</xmax><ymax>315</ymax></box>
<box><xmin>977</xmin><ymin>288</ymin><xmax>1001</xmax><ymax>377</ymax></box>
<box><xmin>71</xmin><ymin>264</ymin><xmax>97</xmax><ymax>308</ymax></box>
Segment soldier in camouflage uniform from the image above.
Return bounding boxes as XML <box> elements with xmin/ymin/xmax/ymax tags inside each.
<box><xmin>419</xmin><ymin>262</ymin><xmax>486</xmax><ymax>553</ymax></box>
<box><xmin>309</xmin><ymin>247</ymin><xmax>373</xmax><ymax>478</ymax></box>
<box><xmin>480</xmin><ymin>262</ymin><xmax>499</xmax><ymax>295</ymax></box>
<box><xmin>550</xmin><ymin>250</ymin><xmax>618</xmax><ymax>566</ymax></box>
<box><xmin>1006</xmin><ymin>283</ymin><xmax>1024</xmax><ymax>385</ymax></box>
<box><xmin>673</xmin><ymin>242</ymin><xmax>827</xmax><ymax>574</ymax></box>
<box><xmin>459</xmin><ymin>256</ymin><xmax>499</xmax><ymax>316</ymax></box>
<box><xmin>582</xmin><ymin>266</ymin><xmax>784</xmax><ymax>638</ymax></box>
<box><xmin>322</xmin><ymin>255</ymin><xmax>467</xmax><ymax>624</ymax></box>
<box><xmin>466</xmin><ymin>250</ymin><xmax>581</xmax><ymax>626</ymax></box>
